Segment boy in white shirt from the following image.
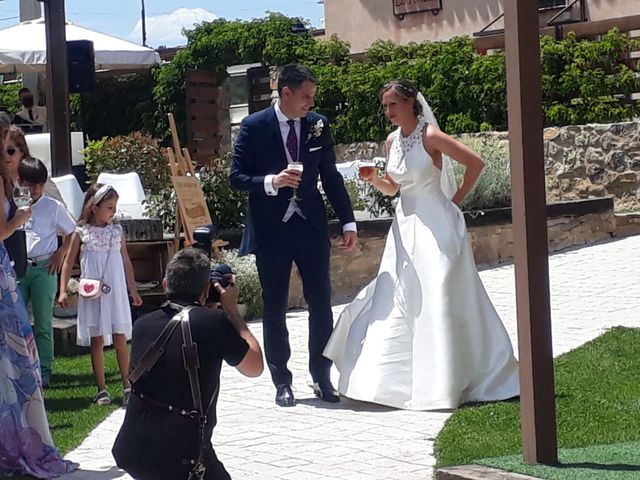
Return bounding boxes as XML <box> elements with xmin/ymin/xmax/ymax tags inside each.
<box><xmin>18</xmin><ymin>158</ymin><xmax>76</xmax><ymax>386</ymax></box>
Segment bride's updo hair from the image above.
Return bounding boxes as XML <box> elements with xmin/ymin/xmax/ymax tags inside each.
<box><xmin>379</xmin><ymin>79</ymin><xmax>423</xmax><ymax>117</ymax></box>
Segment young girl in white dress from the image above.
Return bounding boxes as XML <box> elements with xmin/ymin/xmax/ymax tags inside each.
<box><xmin>59</xmin><ymin>184</ymin><xmax>142</xmax><ymax>406</ymax></box>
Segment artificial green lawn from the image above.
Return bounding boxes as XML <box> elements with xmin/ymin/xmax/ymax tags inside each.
<box><xmin>435</xmin><ymin>327</ymin><xmax>640</xmax><ymax>472</ymax></box>
<box><xmin>478</xmin><ymin>441</ymin><xmax>640</xmax><ymax>480</ymax></box>
<box><xmin>45</xmin><ymin>349</ymin><xmax>124</xmax><ymax>454</ymax></box>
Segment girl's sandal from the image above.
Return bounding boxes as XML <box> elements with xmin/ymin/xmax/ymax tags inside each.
<box><xmin>122</xmin><ymin>387</ymin><xmax>132</xmax><ymax>408</ymax></box>
<box><xmin>94</xmin><ymin>389</ymin><xmax>111</xmax><ymax>406</ymax></box>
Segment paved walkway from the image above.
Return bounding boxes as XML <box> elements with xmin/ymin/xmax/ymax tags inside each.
<box><xmin>62</xmin><ymin>236</ymin><xmax>640</xmax><ymax>480</ymax></box>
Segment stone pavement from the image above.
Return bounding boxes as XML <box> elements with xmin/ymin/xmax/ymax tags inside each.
<box><xmin>62</xmin><ymin>236</ymin><xmax>640</xmax><ymax>480</ymax></box>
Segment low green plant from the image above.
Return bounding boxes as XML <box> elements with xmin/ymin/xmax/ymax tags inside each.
<box><xmin>217</xmin><ymin>249</ymin><xmax>263</xmax><ymax>319</ymax></box>
<box><xmin>83</xmin><ymin>132</ymin><xmax>170</xmax><ymax>194</ymax></box>
<box><xmin>455</xmin><ymin>135</ymin><xmax>511</xmax><ymax>211</ymax></box>
<box><xmin>324</xmin><ymin>178</ymin><xmax>366</xmax><ymax>220</ymax></box>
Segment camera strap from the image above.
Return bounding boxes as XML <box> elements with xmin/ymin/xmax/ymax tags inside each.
<box><xmin>128</xmin><ymin>305</ymin><xmax>187</xmax><ymax>385</ymax></box>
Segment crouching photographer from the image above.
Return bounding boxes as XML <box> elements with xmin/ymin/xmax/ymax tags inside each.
<box><xmin>112</xmin><ymin>248</ymin><xmax>263</xmax><ymax>480</ymax></box>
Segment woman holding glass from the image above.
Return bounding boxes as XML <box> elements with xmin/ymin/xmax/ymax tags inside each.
<box><xmin>0</xmin><ymin>128</ymin><xmax>77</xmax><ymax>478</ymax></box>
<box><xmin>324</xmin><ymin>79</ymin><xmax>519</xmax><ymax>411</ymax></box>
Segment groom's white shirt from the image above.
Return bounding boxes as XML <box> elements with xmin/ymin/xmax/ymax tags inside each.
<box><xmin>264</xmin><ymin>101</ymin><xmax>356</xmax><ymax>233</ymax></box>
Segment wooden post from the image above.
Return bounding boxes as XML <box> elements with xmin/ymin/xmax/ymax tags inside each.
<box><xmin>41</xmin><ymin>0</ymin><xmax>72</xmax><ymax>176</ymax></box>
<box><xmin>504</xmin><ymin>0</ymin><xmax>558</xmax><ymax>465</ymax></box>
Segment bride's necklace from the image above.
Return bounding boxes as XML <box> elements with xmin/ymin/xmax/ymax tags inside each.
<box><xmin>398</xmin><ymin>119</ymin><xmax>425</xmax><ymax>153</ymax></box>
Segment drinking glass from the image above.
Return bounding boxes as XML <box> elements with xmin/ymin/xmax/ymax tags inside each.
<box><xmin>288</xmin><ymin>162</ymin><xmax>304</xmax><ymax>200</ymax></box>
<box><xmin>13</xmin><ymin>185</ymin><xmax>31</xmax><ymax>208</ymax></box>
<box><xmin>358</xmin><ymin>160</ymin><xmax>377</xmax><ymax>179</ymax></box>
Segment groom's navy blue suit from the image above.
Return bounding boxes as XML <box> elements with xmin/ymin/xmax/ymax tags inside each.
<box><xmin>230</xmin><ymin>106</ymin><xmax>355</xmax><ymax>387</ymax></box>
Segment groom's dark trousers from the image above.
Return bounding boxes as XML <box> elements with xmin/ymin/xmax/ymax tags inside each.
<box><xmin>255</xmin><ymin>214</ymin><xmax>332</xmax><ymax>386</ymax></box>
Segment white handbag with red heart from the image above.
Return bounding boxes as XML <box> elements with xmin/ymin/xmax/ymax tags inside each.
<box><xmin>78</xmin><ymin>232</ymin><xmax>115</xmax><ymax>300</ymax></box>
<box><xmin>78</xmin><ymin>278</ymin><xmax>112</xmax><ymax>299</ymax></box>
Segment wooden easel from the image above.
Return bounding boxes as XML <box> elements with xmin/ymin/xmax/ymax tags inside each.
<box><xmin>166</xmin><ymin>113</ymin><xmax>228</xmax><ymax>256</ymax></box>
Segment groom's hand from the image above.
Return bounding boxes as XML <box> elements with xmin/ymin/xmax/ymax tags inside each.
<box><xmin>341</xmin><ymin>231</ymin><xmax>358</xmax><ymax>252</ymax></box>
<box><xmin>273</xmin><ymin>168</ymin><xmax>302</xmax><ymax>189</ymax></box>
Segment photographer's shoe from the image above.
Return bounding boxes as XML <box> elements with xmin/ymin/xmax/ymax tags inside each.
<box><xmin>311</xmin><ymin>381</ymin><xmax>340</xmax><ymax>403</ymax></box>
<box><xmin>275</xmin><ymin>384</ymin><xmax>296</xmax><ymax>407</ymax></box>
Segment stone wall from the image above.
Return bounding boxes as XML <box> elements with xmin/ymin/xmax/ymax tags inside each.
<box><xmin>334</xmin><ymin>120</ymin><xmax>640</xmax><ymax>209</ymax></box>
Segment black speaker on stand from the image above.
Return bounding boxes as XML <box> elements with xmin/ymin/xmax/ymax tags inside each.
<box><xmin>67</xmin><ymin>40</ymin><xmax>96</xmax><ymax>93</ymax></box>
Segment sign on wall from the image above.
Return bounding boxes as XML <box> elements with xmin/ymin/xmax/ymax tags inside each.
<box><xmin>393</xmin><ymin>0</ymin><xmax>443</xmax><ymax>17</ymax></box>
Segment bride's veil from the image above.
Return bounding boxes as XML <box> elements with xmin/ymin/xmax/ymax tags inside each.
<box><xmin>416</xmin><ymin>93</ymin><xmax>458</xmax><ymax>200</ymax></box>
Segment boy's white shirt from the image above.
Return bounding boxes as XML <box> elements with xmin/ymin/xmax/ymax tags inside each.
<box><xmin>25</xmin><ymin>195</ymin><xmax>76</xmax><ymax>258</ymax></box>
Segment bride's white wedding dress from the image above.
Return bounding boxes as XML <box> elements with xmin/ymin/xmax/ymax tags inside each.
<box><xmin>324</xmin><ymin>124</ymin><xmax>519</xmax><ymax>410</ymax></box>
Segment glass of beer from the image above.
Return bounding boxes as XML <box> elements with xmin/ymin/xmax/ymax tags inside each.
<box><xmin>288</xmin><ymin>161</ymin><xmax>304</xmax><ymax>200</ymax></box>
<box><xmin>358</xmin><ymin>160</ymin><xmax>377</xmax><ymax>179</ymax></box>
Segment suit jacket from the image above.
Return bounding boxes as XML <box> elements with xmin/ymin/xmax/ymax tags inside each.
<box><xmin>230</xmin><ymin>106</ymin><xmax>355</xmax><ymax>255</ymax></box>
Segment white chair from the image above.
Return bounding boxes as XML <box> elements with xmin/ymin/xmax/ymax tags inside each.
<box><xmin>96</xmin><ymin>172</ymin><xmax>148</xmax><ymax>219</ymax></box>
<box><xmin>25</xmin><ymin>132</ymin><xmax>86</xmax><ymax>174</ymax></box>
<box><xmin>51</xmin><ymin>174</ymin><xmax>85</xmax><ymax>220</ymax></box>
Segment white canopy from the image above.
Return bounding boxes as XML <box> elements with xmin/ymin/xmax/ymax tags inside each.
<box><xmin>0</xmin><ymin>18</ymin><xmax>161</xmax><ymax>73</ymax></box>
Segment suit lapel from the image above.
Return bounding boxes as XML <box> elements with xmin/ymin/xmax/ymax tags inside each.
<box><xmin>268</xmin><ymin>107</ymin><xmax>289</xmax><ymax>170</ymax></box>
<box><xmin>299</xmin><ymin>116</ymin><xmax>310</xmax><ymax>161</ymax></box>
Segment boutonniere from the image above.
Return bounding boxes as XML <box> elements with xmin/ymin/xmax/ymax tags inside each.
<box><xmin>307</xmin><ymin>119</ymin><xmax>324</xmax><ymax>142</ymax></box>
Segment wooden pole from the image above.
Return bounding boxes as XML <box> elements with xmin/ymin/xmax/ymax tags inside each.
<box><xmin>504</xmin><ymin>0</ymin><xmax>558</xmax><ymax>465</ymax></box>
<box><xmin>41</xmin><ymin>0</ymin><xmax>72</xmax><ymax>176</ymax></box>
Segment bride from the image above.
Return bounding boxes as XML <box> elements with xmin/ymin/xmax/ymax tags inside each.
<box><xmin>324</xmin><ymin>79</ymin><xmax>519</xmax><ymax>410</ymax></box>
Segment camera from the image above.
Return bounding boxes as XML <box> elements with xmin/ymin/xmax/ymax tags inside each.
<box><xmin>207</xmin><ymin>263</ymin><xmax>234</xmax><ymax>304</ymax></box>
<box><xmin>192</xmin><ymin>224</ymin><xmax>217</xmax><ymax>259</ymax></box>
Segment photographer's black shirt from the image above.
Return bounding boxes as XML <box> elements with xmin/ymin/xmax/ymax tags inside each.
<box><xmin>113</xmin><ymin>302</ymin><xmax>249</xmax><ymax>480</ymax></box>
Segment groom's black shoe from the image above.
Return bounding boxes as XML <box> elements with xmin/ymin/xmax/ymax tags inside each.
<box><xmin>275</xmin><ymin>384</ymin><xmax>296</xmax><ymax>407</ymax></box>
<box><xmin>311</xmin><ymin>381</ymin><xmax>340</xmax><ymax>403</ymax></box>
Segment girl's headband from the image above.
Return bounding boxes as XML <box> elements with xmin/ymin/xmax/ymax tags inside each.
<box><xmin>93</xmin><ymin>184</ymin><xmax>116</xmax><ymax>204</ymax></box>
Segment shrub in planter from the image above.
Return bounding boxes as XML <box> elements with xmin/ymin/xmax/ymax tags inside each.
<box><xmin>455</xmin><ymin>135</ymin><xmax>511</xmax><ymax>211</ymax></box>
<box><xmin>217</xmin><ymin>249</ymin><xmax>263</xmax><ymax>319</ymax></box>
<box><xmin>83</xmin><ymin>132</ymin><xmax>170</xmax><ymax>194</ymax></box>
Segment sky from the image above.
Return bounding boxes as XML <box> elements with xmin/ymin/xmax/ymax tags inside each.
<box><xmin>0</xmin><ymin>0</ymin><xmax>325</xmax><ymax>48</ymax></box>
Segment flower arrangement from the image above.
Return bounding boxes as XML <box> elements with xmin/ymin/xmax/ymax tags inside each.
<box><xmin>67</xmin><ymin>278</ymin><xmax>80</xmax><ymax>295</ymax></box>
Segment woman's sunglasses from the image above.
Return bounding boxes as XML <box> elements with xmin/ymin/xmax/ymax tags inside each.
<box><xmin>6</xmin><ymin>147</ymin><xmax>19</xmax><ymax>156</ymax></box>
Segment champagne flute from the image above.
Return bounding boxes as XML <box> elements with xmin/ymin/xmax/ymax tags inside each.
<box><xmin>288</xmin><ymin>161</ymin><xmax>304</xmax><ymax>201</ymax></box>
<box><xmin>13</xmin><ymin>185</ymin><xmax>31</xmax><ymax>208</ymax></box>
<box><xmin>12</xmin><ymin>185</ymin><xmax>31</xmax><ymax>230</ymax></box>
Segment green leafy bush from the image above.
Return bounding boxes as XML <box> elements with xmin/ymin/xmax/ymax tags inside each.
<box><xmin>217</xmin><ymin>249</ymin><xmax>263</xmax><ymax>319</ymax></box>
<box><xmin>150</xmin><ymin>16</ymin><xmax>638</xmax><ymax>144</ymax></box>
<box><xmin>144</xmin><ymin>154</ymin><xmax>247</xmax><ymax>233</ymax></box>
<box><xmin>199</xmin><ymin>154</ymin><xmax>247</xmax><ymax>229</ymax></box>
<box><xmin>83</xmin><ymin>132</ymin><xmax>170</xmax><ymax>194</ymax></box>
<box><xmin>455</xmin><ymin>135</ymin><xmax>511</xmax><ymax>211</ymax></box>
<box><xmin>78</xmin><ymin>72</ymin><xmax>156</xmax><ymax>139</ymax></box>
<box><xmin>0</xmin><ymin>83</ymin><xmax>23</xmax><ymax>113</ymax></box>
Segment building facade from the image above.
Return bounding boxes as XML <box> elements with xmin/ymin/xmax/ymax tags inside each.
<box><xmin>322</xmin><ymin>0</ymin><xmax>640</xmax><ymax>53</ymax></box>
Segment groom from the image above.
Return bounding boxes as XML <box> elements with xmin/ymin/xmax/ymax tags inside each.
<box><xmin>230</xmin><ymin>64</ymin><xmax>357</xmax><ymax>407</ymax></box>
